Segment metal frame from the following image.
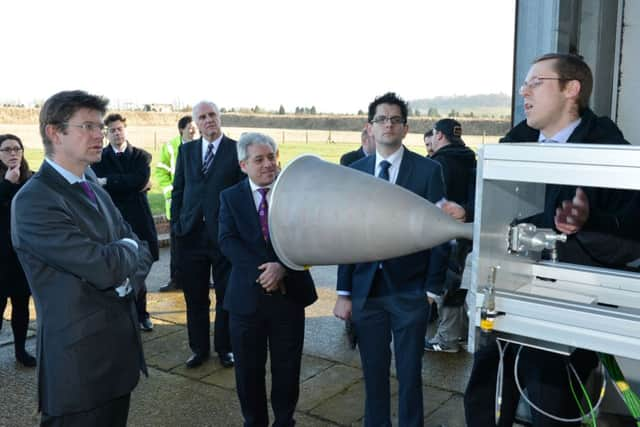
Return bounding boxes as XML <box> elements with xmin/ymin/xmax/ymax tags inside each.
<box><xmin>469</xmin><ymin>143</ymin><xmax>640</xmax><ymax>360</ymax></box>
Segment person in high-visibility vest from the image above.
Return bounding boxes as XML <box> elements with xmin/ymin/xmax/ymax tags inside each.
<box><xmin>156</xmin><ymin>115</ymin><xmax>197</xmax><ymax>292</ymax></box>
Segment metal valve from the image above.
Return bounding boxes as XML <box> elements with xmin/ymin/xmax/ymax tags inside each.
<box><xmin>508</xmin><ymin>223</ymin><xmax>567</xmax><ymax>261</ymax></box>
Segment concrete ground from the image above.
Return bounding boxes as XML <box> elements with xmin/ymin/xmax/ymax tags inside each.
<box><xmin>0</xmin><ymin>247</ymin><xmax>632</xmax><ymax>426</ymax></box>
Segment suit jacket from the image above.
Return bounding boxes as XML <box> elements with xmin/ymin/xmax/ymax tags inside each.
<box><xmin>92</xmin><ymin>143</ymin><xmax>159</xmax><ymax>260</ymax></box>
<box><xmin>340</xmin><ymin>147</ymin><xmax>366</xmax><ymax>166</ymax></box>
<box><xmin>171</xmin><ymin>136</ymin><xmax>245</xmax><ymax>242</ymax></box>
<box><xmin>337</xmin><ymin>147</ymin><xmax>447</xmax><ymax>308</ymax></box>
<box><xmin>219</xmin><ymin>179</ymin><xmax>317</xmax><ymax>315</ymax></box>
<box><xmin>501</xmin><ymin>108</ymin><xmax>636</xmax><ymax>239</ymax></box>
<box><xmin>10</xmin><ymin>161</ymin><xmax>150</xmax><ymax>416</ymax></box>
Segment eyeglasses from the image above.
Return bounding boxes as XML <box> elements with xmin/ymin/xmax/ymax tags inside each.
<box><xmin>0</xmin><ymin>147</ymin><xmax>23</xmax><ymax>154</ymax></box>
<box><xmin>371</xmin><ymin>115</ymin><xmax>406</xmax><ymax>125</ymax></box>
<box><xmin>65</xmin><ymin>122</ymin><xmax>106</xmax><ymax>135</ymax></box>
<box><xmin>519</xmin><ymin>77</ymin><xmax>571</xmax><ymax>93</ymax></box>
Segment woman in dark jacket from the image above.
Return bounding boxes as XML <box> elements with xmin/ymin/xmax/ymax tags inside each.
<box><xmin>0</xmin><ymin>134</ymin><xmax>35</xmax><ymax>367</ymax></box>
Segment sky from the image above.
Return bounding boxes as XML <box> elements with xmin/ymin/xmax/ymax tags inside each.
<box><xmin>1</xmin><ymin>0</ymin><xmax>516</xmax><ymax>114</ymax></box>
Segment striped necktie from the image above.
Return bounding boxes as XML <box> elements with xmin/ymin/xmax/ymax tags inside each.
<box><xmin>202</xmin><ymin>142</ymin><xmax>215</xmax><ymax>174</ymax></box>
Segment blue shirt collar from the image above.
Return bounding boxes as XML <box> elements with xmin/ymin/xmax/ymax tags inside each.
<box><xmin>45</xmin><ymin>157</ymin><xmax>87</xmax><ymax>184</ymax></box>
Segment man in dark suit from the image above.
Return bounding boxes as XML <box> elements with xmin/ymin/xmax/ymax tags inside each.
<box><xmin>462</xmin><ymin>53</ymin><xmax>636</xmax><ymax>427</ymax></box>
<box><xmin>334</xmin><ymin>92</ymin><xmax>447</xmax><ymax>426</ymax></box>
<box><xmin>11</xmin><ymin>90</ymin><xmax>151</xmax><ymax>426</ymax></box>
<box><xmin>171</xmin><ymin>100</ymin><xmax>245</xmax><ymax>368</ymax></box>
<box><xmin>219</xmin><ymin>132</ymin><xmax>317</xmax><ymax>427</ymax></box>
<box><xmin>339</xmin><ymin>128</ymin><xmax>374</xmax><ymax>166</ymax></box>
<box><xmin>424</xmin><ymin>119</ymin><xmax>476</xmax><ymax>353</ymax></box>
<box><xmin>92</xmin><ymin>113</ymin><xmax>159</xmax><ymax>332</ymax></box>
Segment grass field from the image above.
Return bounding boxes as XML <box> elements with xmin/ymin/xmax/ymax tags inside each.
<box><xmin>16</xmin><ymin>125</ymin><xmax>499</xmax><ymax>216</ymax></box>
<box><xmin>21</xmin><ymin>142</ymin><xmax>365</xmax><ymax>215</ymax></box>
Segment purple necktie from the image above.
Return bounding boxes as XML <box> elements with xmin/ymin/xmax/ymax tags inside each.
<box><xmin>79</xmin><ymin>181</ymin><xmax>98</xmax><ymax>205</ymax></box>
<box><xmin>258</xmin><ymin>188</ymin><xmax>269</xmax><ymax>241</ymax></box>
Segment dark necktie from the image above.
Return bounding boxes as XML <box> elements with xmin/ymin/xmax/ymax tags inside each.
<box><xmin>116</xmin><ymin>151</ymin><xmax>123</xmax><ymax>158</ymax></box>
<box><xmin>202</xmin><ymin>143</ymin><xmax>215</xmax><ymax>174</ymax></box>
<box><xmin>258</xmin><ymin>188</ymin><xmax>270</xmax><ymax>241</ymax></box>
<box><xmin>378</xmin><ymin>160</ymin><xmax>391</xmax><ymax>181</ymax></box>
<box><xmin>79</xmin><ymin>181</ymin><xmax>97</xmax><ymax>205</ymax></box>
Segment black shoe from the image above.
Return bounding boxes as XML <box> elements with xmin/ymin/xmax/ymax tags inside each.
<box><xmin>218</xmin><ymin>352</ymin><xmax>234</xmax><ymax>368</ymax></box>
<box><xmin>159</xmin><ymin>279</ymin><xmax>180</xmax><ymax>292</ymax></box>
<box><xmin>16</xmin><ymin>350</ymin><xmax>36</xmax><ymax>367</ymax></box>
<box><xmin>185</xmin><ymin>353</ymin><xmax>209</xmax><ymax>368</ymax></box>
<box><xmin>139</xmin><ymin>317</ymin><xmax>154</xmax><ymax>332</ymax></box>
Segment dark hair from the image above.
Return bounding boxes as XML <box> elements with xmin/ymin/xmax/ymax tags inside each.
<box><xmin>367</xmin><ymin>92</ymin><xmax>408</xmax><ymax>124</ymax></box>
<box><xmin>423</xmin><ymin>129</ymin><xmax>433</xmax><ymax>138</ymax></box>
<box><xmin>0</xmin><ymin>134</ymin><xmax>32</xmax><ymax>184</ymax></box>
<box><xmin>39</xmin><ymin>90</ymin><xmax>109</xmax><ymax>156</ymax></box>
<box><xmin>533</xmin><ymin>53</ymin><xmax>593</xmax><ymax>113</ymax></box>
<box><xmin>104</xmin><ymin>113</ymin><xmax>126</xmax><ymax>127</ymax></box>
<box><xmin>177</xmin><ymin>115</ymin><xmax>193</xmax><ymax>131</ymax></box>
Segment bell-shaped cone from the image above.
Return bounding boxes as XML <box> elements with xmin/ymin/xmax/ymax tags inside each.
<box><xmin>269</xmin><ymin>155</ymin><xmax>473</xmax><ymax>270</ymax></box>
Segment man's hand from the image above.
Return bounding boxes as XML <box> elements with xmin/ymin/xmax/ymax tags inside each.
<box><xmin>554</xmin><ymin>187</ymin><xmax>589</xmax><ymax>235</ymax></box>
<box><xmin>441</xmin><ymin>201</ymin><xmax>466</xmax><ymax>222</ymax></box>
<box><xmin>257</xmin><ymin>262</ymin><xmax>286</xmax><ymax>293</ymax></box>
<box><xmin>4</xmin><ymin>166</ymin><xmax>20</xmax><ymax>184</ymax></box>
<box><xmin>333</xmin><ymin>295</ymin><xmax>352</xmax><ymax>320</ymax></box>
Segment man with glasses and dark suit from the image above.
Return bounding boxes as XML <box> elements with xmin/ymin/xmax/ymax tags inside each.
<box><xmin>334</xmin><ymin>92</ymin><xmax>447</xmax><ymax>426</ymax></box>
<box><xmin>11</xmin><ymin>90</ymin><xmax>151</xmax><ymax>426</ymax></box>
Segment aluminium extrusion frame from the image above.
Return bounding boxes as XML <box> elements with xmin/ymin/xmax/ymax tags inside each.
<box><xmin>468</xmin><ymin>143</ymin><xmax>640</xmax><ymax>360</ymax></box>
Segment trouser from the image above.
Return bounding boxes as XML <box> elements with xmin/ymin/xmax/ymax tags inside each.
<box><xmin>0</xmin><ymin>293</ymin><xmax>30</xmax><ymax>354</ymax></box>
<box><xmin>169</xmin><ymin>229</ymin><xmax>178</xmax><ymax>281</ymax></box>
<box><xmin>41</xmin><ymin>393</ymin><xmax>131</xmax><ymax>427</ymax></box>
<box><xmin>135</xmin><ymin>284</ymin><xmax>149</xmax><ymax>322</ymax></box>
<box><xmin>230</xmin><ymin>292</ymin><xmax>304</xmax><ymax>427</ymax></box>
<box><xmin>177</xmin><ymin>222</ymin><xmax>231</xmax><ymax>356</ymax></box>
<box><xmin>353</xmin><ymin>289</ymin><xmax>429</xmax><ymax>427</ymax></box>
<box><xmin>429</xmin><ymin>292</ymin><xmax>466</xmax><ymax>345</ymax></box>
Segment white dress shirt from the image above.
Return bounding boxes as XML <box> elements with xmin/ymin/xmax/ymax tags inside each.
<box><xmin>375</xmin><ymin>145</ymin><xmax>404</xmax><ymax>183</ymax></box>
<box><xmin>202</xmin><ymin>134</ymin><xmax>224</xmax><ymax>162</ymax></box>
<box><xmin>538</xmin><ymin>118</ymin><xmax>582</xmax><ymax>143</ymax></box>
<box><xmin>248</xmin><ymin>179</ymin><xmax>271</xmax><ymax>211</ymax></box>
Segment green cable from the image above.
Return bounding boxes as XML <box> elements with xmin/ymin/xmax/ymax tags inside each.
<box><xmin>598</xmin><ymin>353</ymin><xmax>640</xmax><ymax>426</ymax></box>
<box><xmin>567</xmin><ymin>366</ymin><xmax>588</xmax><ymax>423</ymax></box>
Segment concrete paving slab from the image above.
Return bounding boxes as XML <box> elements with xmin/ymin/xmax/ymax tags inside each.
<box><xmin>423</xmin><ymin>394</ymin><xmax>467</xmax><ymax>427</ymax></box>
<box><xmin>390</xmin><ymin>385</ymin><xmax>453</xmax><ymax>425</ymax></box>
<box><xmin>310</xmin><ymin>379</ymin><xmax>370</xmax><ymax>425</ymax></box>
<box><xmin>422</xmin><ymin>351</ymin><xmax>474</xmax><ymax>395</ymax></box>
<box><xmin>145</xmin><ymin>290</ymin><xmax>190</xmax><ymax>325</ymax></box>
<box><xmin>139</xmin><ymin>319</ymin><xmax>184</xmax><ymax>343</ymax></box>
<box><xmin>298</xmin><ymin>364</ymin><xmax>363</xmax><ymax>412</ymax></box>
<box><xmin>129</xmin><ymin>367</ymin><xmax>242</xmax><ymax>426</ymax></box>
<box><xmin>144</xmin><ymin>329</ymin><xmax>192</xmax><ymax>371</ymax></box>
<box><xmin>200</xmin><ymin>365</ymin><xmax>237</xmax><ymax>390</ymax></box>
<box><xmin>0</xmin><ymin>340</ymin><xmax>38</xmax><ymax>427</ymax></box>
<box><xmin>171</xmin><ymin>355</ymin><xmax>229</xmax><ymax>381</ymax></box>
